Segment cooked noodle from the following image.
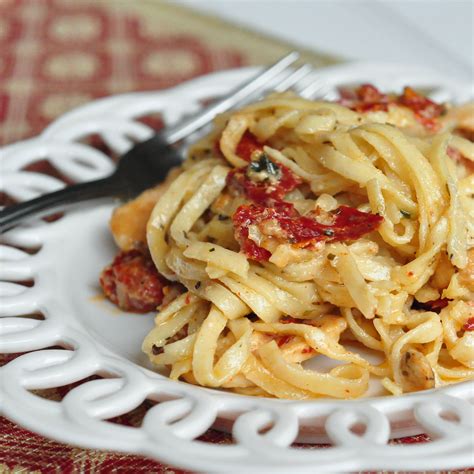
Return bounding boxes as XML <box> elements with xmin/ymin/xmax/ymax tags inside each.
<box><xmin>107</xmin><ymin>86</ymin><xmax>474</xmax><ymax>399</ymax></box>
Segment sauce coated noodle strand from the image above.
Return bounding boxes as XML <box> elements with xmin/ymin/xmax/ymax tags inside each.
<box><xmin>112</xmin><ymin>88</ymin><xmax>473</xmax><ymax>399</ymax></box>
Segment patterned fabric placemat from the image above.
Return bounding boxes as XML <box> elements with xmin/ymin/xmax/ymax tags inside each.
<box><xmin>0</xmin><ymin>0</ymin><xmax>338</xmax><ymax>145</ymax></box>
<box><xmin>0</xmin><ymin>1</ymin><xmax>469</xmax><ymax>473</ymax></box>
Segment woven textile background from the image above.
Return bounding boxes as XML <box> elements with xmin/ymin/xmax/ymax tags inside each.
<box><xmin>0</xmin><ymin>1</ymin><xmax>469</xmax><ymax>473</ymax></box>
<box><xmin>0</xmin><ymin>0</ymin><xmax>336</xmax><ymax>145</ymax></box>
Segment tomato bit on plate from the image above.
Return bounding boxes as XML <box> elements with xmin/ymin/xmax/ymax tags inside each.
<box><xmin>100</xmin><ymin>249</ymin><xmax>167</xmax><ymax>313</ymax></box>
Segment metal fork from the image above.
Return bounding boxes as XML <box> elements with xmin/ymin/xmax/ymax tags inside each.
<box><xmin>0</xmin><ymin>51</ymin><xmax>321</xmax><ymax>232</ymax></box>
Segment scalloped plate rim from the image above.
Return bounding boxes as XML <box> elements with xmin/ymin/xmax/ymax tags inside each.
<box><xmin>1</xmin><ymin>61</ymin><xmax>473</xmax><ymax>471</ymax></box>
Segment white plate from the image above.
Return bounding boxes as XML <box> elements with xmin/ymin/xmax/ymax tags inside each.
<box><xmin>1</xmin><ymin>63</ymin><xmax>473</xmax><ymax>473</ymax></box>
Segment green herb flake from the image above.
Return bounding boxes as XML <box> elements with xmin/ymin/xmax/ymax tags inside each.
<box><xmin>209</xmin><ymin>248</ymin><xmax>216</xmax><ymax>252</ymax></box>
<box><xmin>400</xmin><ymin>210</ymin><xmax>411</xmax><ymax>218</ymax></box>
<box><xmin>249</xmin><ymin>153</ymin><xmax>280</xmax><ymax>176</ymax></box>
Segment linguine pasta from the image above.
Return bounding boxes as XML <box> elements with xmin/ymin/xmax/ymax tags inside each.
<box><xmin>102</xmin><ymin>85</ymin><xmax>474</xmax><ymax>399</ymax></box>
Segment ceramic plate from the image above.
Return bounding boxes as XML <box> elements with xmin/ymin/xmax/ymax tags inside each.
<box><xmin>1</xmin><ymin>62</ymin><xmax>473</xmax><ymax>473</ymax></box>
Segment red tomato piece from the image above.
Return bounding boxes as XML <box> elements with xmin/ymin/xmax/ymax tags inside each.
<box><xmin>339</xmin><ymin>84</ymin><xmax>444</xmax><ymax>130</ymax></box>
<box><xmin>339</xmin><ymin>84</ymin><xmax>389</xmax><ymax>113</ymax></box>
<box><xmin>233</xmin><ymin>203</ymin><xmax>383</xmax><ymax>261</ymax></box>
<box><xmin>235</xmin><ymin>131</ymin><xmax>264</xmax><ymax>161</ymax></box>
<box><xmin>396</xmin><ymin>86</ymin><xmax>445</xmax><ymax>130</ymax></box>
<box><xmin>412</xmin><ymin>298</ymin><xmax>450</xmax><ymax>313</ymax></box>
<box><xmin>100</xmin><ymin>249</ymin><xmax>166</xmax><ymax>313</ymax></box>
<box><xmin>278</xmin><ymin>205</ymin><xmax>383</xmax><ymax>245</ymax></box>
<box><xmin>226</xmin><ymin>162</ymin><xmax>302</xmax><ymax>205</ymax></box>
<box><xmin>357</xmin><ymin>84</ymin><xmax>388</xmax><ymax>103</ymax></box>
<box><xmin>276</xmin><ymin>335</ymin><xmax>293</xmax><ymax>347</ymax></box>
<box><xmin>462</xmin><ymin>318</ymin><xmax>474</xmax><ymax>332</ymax></box>
<box><xmin>281</xmin><ymin>316</ymin><xmax>305</xmax><ymax>324</ymax></box>
<box><xmin>232</xmin><ymin>205</ymin><xmax>272</xmax><ymax>261</ymax></box>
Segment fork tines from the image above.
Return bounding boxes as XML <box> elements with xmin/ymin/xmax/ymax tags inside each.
<box><xmin>163</xmin><ymin>51</ymin><xmax>325</xmax><ymax>144</ymax></box>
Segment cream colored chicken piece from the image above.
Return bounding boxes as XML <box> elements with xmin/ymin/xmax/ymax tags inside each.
<box><xmin>110</xmin><ymin>168</ymin><xmax>181</xmax><ymax>250</ymax></box>
<box><xmin>399</xmin><ymin>348</ymin><xmax>435</xmax><ymax>392</ymax></box>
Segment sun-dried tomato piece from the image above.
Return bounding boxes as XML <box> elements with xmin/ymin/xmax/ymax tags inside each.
<box><xmin>233</xmin><ymin>203</ymin><xmax>383</xmax><ymax>261</ymax></box>
<box><xmin>232</xmin><ymin>205</ymin><xmax>273</xmax><ymax>261</ymax></box>
<box><xmin>228</xmin><ymin>126</ymin><xmax>382</xmax><ymax>262</ymax></box>
<box><xmin>281</xmin><ymin>316</ymin><xmax>305</xmax><ymax>324</ymax></box>
<box><xmin>100</xmin><ymin>249</ymin><xmax>167</xmax><ymax>313</ymax></box>
<box><xmin>276</xmin><ymin>335</ymin><xmax>293</xmax><ymax>347</ymax></box>
<box><xmin>280</xmin><ymin>205</ymin><xmax>383</xmax><ymax>245</ymax></box>
<box><xmin>339</xmin><ymin>84</ymin><xmax>389</xmax><ymax>113</ymax></box>
<box><xmin>397</xmin><ymin>86</ymin><xmax>445</xmax><ymax>131</ymax></box>
<box><xmin>463</xmin><ymin>318</ymin><xmax>474</xmax><ymax>331</ymax></box>
<box><xmin>339</xmin><ymin>84</ymin><xmax>444</xmax><ymax>130</ymax></box>
<box><xmin>412</xmin><ymin>298</ymin><xmax>450</xmax><ymax>313</ymax></box>
<box><xmin>226</xmin><ymin>156</ymin><xmax>302</xmax><ymax>205</ymax></box>
<box><xmin>357</xmin><ymin>84</ymin><xmax>387</xmax><ymax>103</ymax></box>
<box><xmin>235</xmin><ymin>131</ymin><xmax>264</xmax><ymax>161</ymax></box>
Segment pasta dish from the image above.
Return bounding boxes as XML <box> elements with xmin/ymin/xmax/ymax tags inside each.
<box><xmin>100</xmin><ymin>84</ymin><xmax>474</xmax><ymax>399</ymax></box>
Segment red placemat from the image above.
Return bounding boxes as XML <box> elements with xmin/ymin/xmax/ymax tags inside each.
<box><xmin>0</xmin><ymin>1</ymin><xmax>470</xmax><ymax>473</ymax></box>
<box><xmin>0</xmin><ymin>0</ymin><xmax>336</xmax><ymax>145</ymax></box>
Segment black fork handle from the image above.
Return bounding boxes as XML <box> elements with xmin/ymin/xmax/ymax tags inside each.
<box><xmin>0</xmin><ymin>176</ymin><xmax>121</xmax><ymax>233</ymax></box>
<box><xmin>0</xmin><ymin>134</ymin><xmax>183</xmax><ymax>234</ymax></box>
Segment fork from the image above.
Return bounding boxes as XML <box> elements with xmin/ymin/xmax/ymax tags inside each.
<box><xmin>0</xmin><ymin>51</ymin><xmax>322</xmax><ymax>232</ymax></box>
